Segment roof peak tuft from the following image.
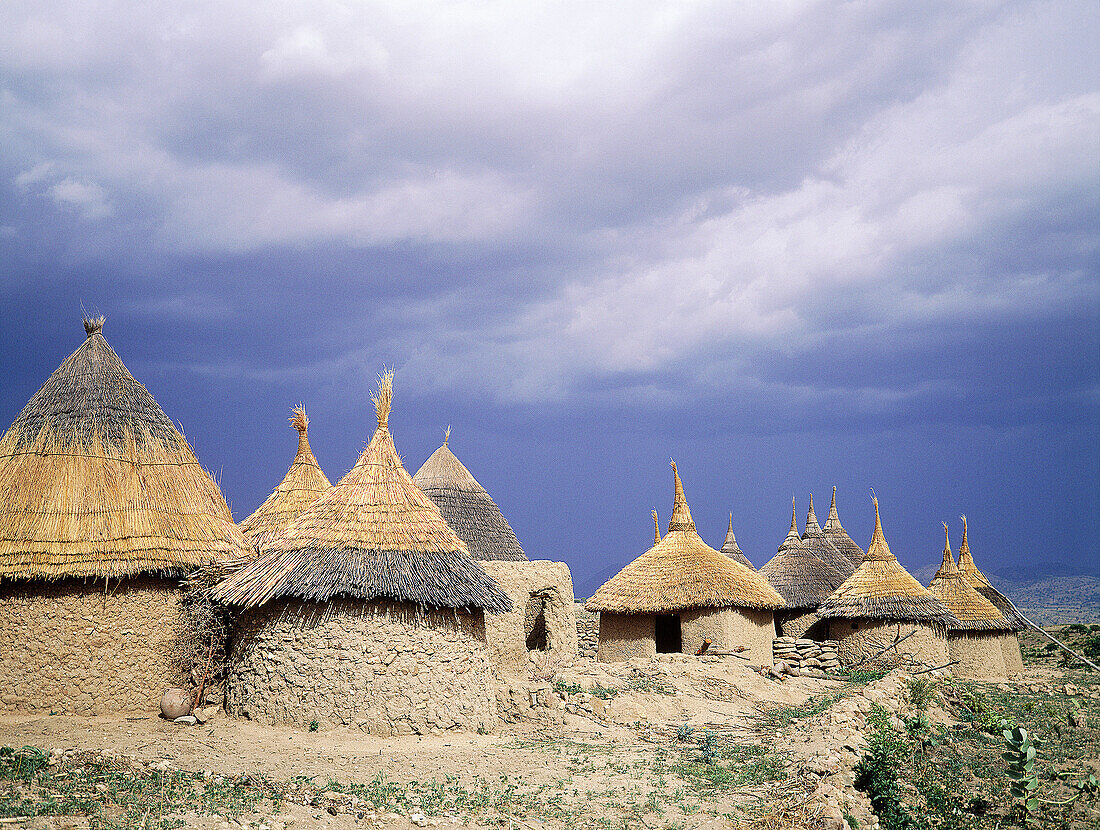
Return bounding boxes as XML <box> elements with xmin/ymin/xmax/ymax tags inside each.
<box><xmin>83</xmin><ymin>316</ymin><xmax>105</xmax><ymax>337</ymax></box>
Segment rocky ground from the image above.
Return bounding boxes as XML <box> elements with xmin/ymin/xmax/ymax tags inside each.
<box><xmin>1</xmin><ymin>653</ymin><xmax>1097</xmax><ymax>830</ymax></box>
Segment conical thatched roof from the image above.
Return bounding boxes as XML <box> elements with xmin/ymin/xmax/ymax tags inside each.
<box><xmin>652</xmin><ymin>510</ymin><xmax>662</xmax><ymax>545</ymax></box>
<box><xmin>823</xmin><ymin>487</ymin><xmax>865</xmax><ymax>565</ymax></box>
<box><xmin>802</xmin><ymin>495</ymin><xmax>857</xmax><ymax>577</ymax></box>
<box><xmin>586</xmin><ymin>462</ymin><xmax>783</xmax><ymax>614</ymax></box>
<box><xmin>818</xmin><ymin>498</ymin><xmax>958</xmax><ymax>626</ymax></box>
<box><xmin>0</xmin><ymin>318</ymin><xmax>252</xmax><ymax>581</ymax></box>
<box><xmin>239</xmin><ymin>407</ymin><xmax>332</xmax><ymax>549</ymax></box>
<box><xmin>720</xmin><ymin>513</ymin><xmax>755</xmax><ymax>569</ymax></box>
<box><xmin>412</xmin><ymin>428</ymin><xmax>526</xmax><ymax>562</ymax></box>
<box><xmin>761</xmin><ymin>499</ymin><xmax>846</xmax><ymax>610</ymax></box>
<box><xmin>928</xmin><ymin>524</ymin><xmax>1011</xmax><ymax>631</ymax></box>
<box><xmin>213</xmin><ymin>372</ymin><xmax>511</xmax><ymax>613</ymax></box>
<box><xmin>956</xmin><ymin>516</ymin><xmax>1026</xmax><ymax>630</ymax></box>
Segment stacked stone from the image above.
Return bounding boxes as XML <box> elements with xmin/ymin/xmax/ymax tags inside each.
<box><xmin>574</xmin><ymin>604</ymin><xmax>599</xmax><ymax>659</ymax></box>
<box><xmin>772</xmin><ymin>637</ymin><xmax>841</xmax><ymax>674</ymax></box>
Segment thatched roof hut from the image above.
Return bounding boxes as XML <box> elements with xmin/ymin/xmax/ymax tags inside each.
<box><xmin>587</xmin><ymin>462</ymin><xmax>782</xmax><ymax>663</ymax></box>
<box><xmin>802</xmin><ymin>495</ymin><xmax>857</xmax><ymax>577</ymax></box>
<box><xmin>928</xmin><ymin>523</ymin><xmax>1014</xmax><ymax>679</ymax></box>
<box><xmin>928</xmin><ymin>525</ymin><xmax>1011</xmax><ymax>632</ymax></box>
<box><xmin>817</xmin><ymin>498</ymin><xmax>957</xmax><ymax>668</ymax></box>
<box><xmin>818</xmin><ymin>498</ymin><xmax>957</xmax><ymax>626</ymax></box>
<box><xmin>822</xmin><ymin>487</ymin><xmax>865</xmax><ymax>566</ymax></box>
<box><xmin>0</xmin><ymin>317</ymin><xmax>251</xmax><ymax>715</ymax></box>
<box><xmin>761</xmin><ymin>499</ymin><xmax>846</xmax><ymax>611</ymax></box>
<box><xmin>412</xmin><ymin>429</ymin><xmax>527</xmax><ymax>562</ymax></box>
<box><xmin>0</xmin><ymin>317</ymin><xmax>251</xmax><ymax>580</ymax></box>
<box><xmin>587</xmin><ymin>463</ymin><xmax>783</xmax><ymax>616</ymax></box>
<box><xmin>956</xmin><ymin>516</ymin><xmax>1026</xmax><ymax>629</ymax></box>
<box><xmin>238</xmin><ymin>407</ymin><xmax>331</xmax><ymax>549</ymax></box>
<box><xmin>214</xmin><ymin>373</ymin><xmax>510</xmax><ymax>613</ymax></box>
<box><xmin>720</xmin><ymin>514</ymin><xmax>755</xmax><ymax>570</ymax></box>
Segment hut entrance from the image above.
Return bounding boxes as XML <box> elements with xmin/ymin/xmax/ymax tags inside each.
<box><xmin>803</xmin><ymin>619</ymin><xmax>830</xmax><ymax>641</ymax></box>
<box><xmin>655</xmin><ymin>614</ymin><xmax>681</xmax><ymax>653</ymax></box>
<box><xmin>524</xmin><ymin>591</ymin><xmax>550</xmax><ymax>651</ymax></box>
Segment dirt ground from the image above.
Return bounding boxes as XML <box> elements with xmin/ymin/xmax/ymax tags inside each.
<box><xmin>0</xmin><ymin>654</ymin><xmax>839</xmax><ymax>830</ymax></box>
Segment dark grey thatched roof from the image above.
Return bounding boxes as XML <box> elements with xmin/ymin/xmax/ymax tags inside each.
<box><xmin>761</xmin><ymin>499</ymin><xmax>847</xmax><ymax>610</ymax></box>
<box><xmin>412</xmin><ymin>432</ymin><xmax>527</xmax><ymax>562</ymax></box>
<box><xmin>818</xmin><ymin>498</ymin><xmax>959</xmax><ymax>626</ymax></box>
<box><xmin>822</xmin><ymin>487</ymin><xmax>865</xmax><ymax>565</ymax></box>
<box><xmin>720</xmin><ymin>513</ymin><xmax>755</xmax><ymax>570</ymax></box>
<box><xmin>213</xmin><ymin>372</ymin><xmax>511</xmax><ymax>614</ymax></box>
<box><xmin>802</xmin><ymin>495</ymin><xmax>857</xmax><ymax>577</ymax></box>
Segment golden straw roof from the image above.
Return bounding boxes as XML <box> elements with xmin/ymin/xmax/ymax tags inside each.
<box><xmin>585</xmin><ymin>462</ymin><xmax>784</xmax><ymax>614</ymax></box>
<box><xmin>412</xmin><ymin>428</ymin><xmax>527</xmax><ymax>561</ymax></box>
<box><xmin>822</xmin><ymin>486</ymin><xmax>865</xmax><ymax>566</ymax></box>
<box><xmin>652</xmin><ymin>510</ymin><xmax>662</xmax><ymax>545</ymax></box>
<box><xmin>720</xmin><ymin>513</ymin><xmax>755</xmax><ymax>570</ymax></box>
<box><xmin>761</xmin><ymin>499</ymin><xmax>846</xmax><ymax>609</ymax></box>
<box><xmin>818</xmin><ymin>498</ymin><xmax>958</xmax><ymax>625</ymax></box>
<box><xmin>802</xmin><ymin>494</ymin><xmax>857</xmax><ymax>577</ymax></box>
<box><xmin>0</xmin><ymin>318</ymin><xmax>252</xmax><ymax>581</ymax></box>
<box><xmin>238</xmin><ymin>407</ymin><xmax>332</xmax><ymax>549</ymax></box>
<box><xmin>213</xmin><ymin>371</ymin><xmax>511</xmax><ymax>613</ymax></box>
<box><xmin>928</xmin><ymin>523</ymin><xmax>1011</xmax><ymax>631</ymax></box>
<box><xmin>956</xmin><ymin>515</ymin><xmax>1026</xmax><ymax>629</ymax></box>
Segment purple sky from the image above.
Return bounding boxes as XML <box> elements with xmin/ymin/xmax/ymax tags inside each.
<box><xmin>1</xmin><ymin>1</ymin><xmax>1097</xmax><ymax>595</ymax></box>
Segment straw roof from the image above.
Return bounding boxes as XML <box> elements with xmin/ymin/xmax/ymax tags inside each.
<box><xmin>720</xmin><ymin>513</ymin><xmax>755</xmax><ymax>570</ymax></box>
<box><xmin>586</xmin><ymin>462</ymin><xmax>783</xmax><ymax>614</ymax></box>
<box><xmin>239</xmin><ymin>407</ymin><xmax>332</xmax><ymax>549</ymax></box>
<box><xmin>0</xmin><ymin>318</ymin><xmax>252</xmax><ymax>581</ymax></box>
<box><xmin>412</xmin><ymin>428</ymin><xmax>527</xmax><ymax>562</ymax></box>
<box><xmin>761</xmin><ymin>499</ymin><xmax>847</xmax><ymax>610</ymax></box>
<box><xmin>213</xmin><ymin>371</ymin><xmax>511</xmax><ymax>613</ymax></box>
<box><xmin>652</xmin><ymin>510</ymin><xmax>662</xmax><ymax>545</ymax></box>
<box><xmin>802</xmin><ymin>495</ymin><xmax>857</xmax><ymax>577</ymax></box>
<box><xmin>822</xmin><ymin>487</ymin><xmax>865</xmax><ymax>565</ymax></box>
<box><xmin>928</xmin><ymin>523</ymin><xmax>1012</xmax><ymax>631</ymax></box>
<box><xmin>818</xmin><ymin>498</ymin><xmax>958</xmax><ymax>626</ymax></box>
<box><xmin>956</xmin><ymin>516</ymin><xmax>1027</xmax><ymax>630</ymax></box>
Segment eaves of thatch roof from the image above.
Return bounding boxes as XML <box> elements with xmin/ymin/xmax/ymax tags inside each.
<box><xmin>586</xmin><ymin>462</ymin><xmax>784</xmax><ymax>615</ymax></box>
<box><xmin>0</xmin><ymin>318</ymin><xmax>252</xmax><ymax>581</ymax></box>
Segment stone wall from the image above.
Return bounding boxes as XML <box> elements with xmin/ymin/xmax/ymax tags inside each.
<box><xmin>479</xmin><ymin>560</ymin><xmax>577</xmax><ymax>673</ymax></box>
<box><xmin>829</xmin><ymin>619</ymin><xmax>949</xmax><ymax>669</ymax></box>
<box><xmin>680</xmin><ymin>606</ymin><xmax>775</xmax><ymax>665</ymax></box>
<box><xmin>596</xmin><ymin>613</ymin><xmax>655</xmax><ymax>662</ymax></box>
<box><xmin>575</xmin><ymin>603</ymin><xmax>598</xmax><ymax>659</ymax></box>
<box><xmin>0</xmin><ymin>576</ymin><xmax>188</xmax><ymax>715</ymax></box>
<box><xmin>777</xmin><ymin>609</ymin><xmax>819</xmax><ymax>639</ymax></box>
<box><xmin>947</xmin><ymin>631</ymin><xmax>1008</xmax><ymax>679</ymax></box>
<box><xmin>225</xmin><ymin>599</ymin><xmax>497</xmax><ymax>735</ymax></box>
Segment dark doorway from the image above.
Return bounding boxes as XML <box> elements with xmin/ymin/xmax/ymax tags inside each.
<box><xmin>655</xmin><ymin>614</ymin><xmax>682</xmax><ymax>653</ymax></box>
<box><xmin>803</xmin><ymin>619</ymin><xmax>830</xmax><ymax>641</ymax></box>
<box><xmin>525</xmin><ymin>592</ymin><xmax>549</xmax><ymax>651</ymax></box>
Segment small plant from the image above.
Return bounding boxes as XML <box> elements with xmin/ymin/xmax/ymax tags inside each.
<box><xmin>308</xmin><ymin>720</ymin><xmax>319</xmax><ymax>732</ymax></box>
<box><xmin>553</xmin><ymin>679</ymin><xmax>583</xmax><ymax>697</ymax></box>
<box><xmin>590</xmin><ymin>684</ymin><xmax>619</xmax><ymax>700</ymax></box>
<box><xmin>907</xmin><ymin>677</ymin><xmax>934</xmax><ymax>712</ymax></box>
<box><xmin>697</xmin><ymin>731</ymin><xmax>718</xmax><ymax>765</ymax></box>
<box><xmin>1003</xmin><ymin>726</ymin><xmax>1040</xmax><ymax>819</ymax></box>
<box><xmin>675</xmin><ymin>724</ymin><xmax>694</xmax><ymax>743</ymax></box>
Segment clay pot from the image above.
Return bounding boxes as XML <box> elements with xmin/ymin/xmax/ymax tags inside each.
<box><xmin>160</xmin><ymin>688</ymin><xmax>192</xmax><ymax>719</ymax></box>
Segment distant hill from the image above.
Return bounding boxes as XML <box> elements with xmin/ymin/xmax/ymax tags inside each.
<box><xmin>911</xmin><ymin>564</ymin><xmax>1100</xmax><ymax>626</ymax></box>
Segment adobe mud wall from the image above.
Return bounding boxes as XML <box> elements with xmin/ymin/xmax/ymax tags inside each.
<box><xmin>596</xmin><ymin>613</ymin><xmax>656</xmax><ymax>662</ymax></box>
<box><xmin>680</xmin><ymin>606</ymin><xmax>775</xmax><ymax>665</ymax></box>
<box><xmin>947</xmin><ymin>631</ymin><xmax>1008</xmax><ymax>679</ymax></box>
<box><xmin>225</xmin><ymin>599</ymin><xmax>497</xmax><ymax>735</ymax></box>
<box><xmin>0</xmin><ymin>576</ymin><xmax>188</xmax><ymax>715</ymax></box>
<box><xmin>829</xmin><ymin>619</ymin><xmax>949</xmax><ymax>669</ymax></box>
<box><xmin>777</xmin><ymin>609</ymin><xmax>820</xmax><ymax>639</ymax></box>
<box><xmin>999</xmin><ymin>632</ymin><xmax>1024</xmax><ymax>675</ymax></box>
<box><xmin>479</xmin><ymin>560</ymin><xmax>577</xmax><ymax>673</ymax></box>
